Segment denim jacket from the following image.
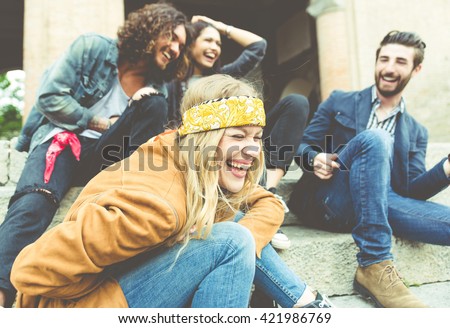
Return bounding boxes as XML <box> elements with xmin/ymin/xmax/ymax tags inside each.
<box><xmin>16</xmin><ymin>33</ymin><xmax>166</xmax><ymax>153</ymax></box>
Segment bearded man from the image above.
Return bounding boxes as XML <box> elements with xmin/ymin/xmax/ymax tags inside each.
<box><xmin>289</xmin><ymin>31</ymin><xmax>450</xmax><ymax>308</ymax></box>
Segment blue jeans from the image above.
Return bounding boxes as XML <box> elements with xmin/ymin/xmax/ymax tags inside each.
<box><xmin>234</xmin><ymin>212</ymin><xmax>307</xmax><ymax>307</ymax></box>
<box><xmin>115</xmin><ymin>222</ymin><xmax>256</xmax><ymax>308</ymax></box>
<box><xmin>0</xmin><ymin>95</ymin><xmax>167</xmax><ymax>306</ymax></box>
<box><xmin>115</xmin><ymin>218</ymin><xmax>308</xmax><ymax>308</ymax></box>
<box><xmin>254</xmin><ymin>243</ymin><xmax>307</xmax><ymax>307</ymax></box>
<box><xmin>313</xmin><ymin>129</ymin><xmax>450</xmax><ymax>266</ymax></box>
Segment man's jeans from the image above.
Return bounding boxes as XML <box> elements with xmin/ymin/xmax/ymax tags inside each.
<box><xmin>0</xmin><ymin>95</ymin><xmax>167</xmax><ymax>305</ymax></box>
<box><xmin>314</xmin><ymin>129</ymin><xmax>450</xmax><ymax>267</ymax></box>
<box><xmin>115</xmin><ymin>218</ymin><xmax>308</xmax><ymax>308</ymax></box>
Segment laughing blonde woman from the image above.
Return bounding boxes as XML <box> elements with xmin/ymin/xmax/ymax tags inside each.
<box><xmin>11</xmin><ymin>74</ymin><xmax>331</xmax><ymax>308</ymax></box>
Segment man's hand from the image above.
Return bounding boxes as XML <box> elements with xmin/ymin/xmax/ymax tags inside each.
<box><xmin>88</xmin><ymin>116</ymin><xmax>111</xmax><ymax>133</ymax></box>
<box><xmin>313</xmin><ymin>153</ymin><xmax>340</xmax><ymax>180</ymax></box>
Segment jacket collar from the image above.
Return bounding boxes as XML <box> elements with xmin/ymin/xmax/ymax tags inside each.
<box><xmin>105</xmin><ymin>39</ymin><xmax>119</xmax><ymax>68</ymax></box>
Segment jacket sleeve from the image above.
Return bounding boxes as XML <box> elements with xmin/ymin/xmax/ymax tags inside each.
<box><xmin>34</xmin><ymin>35</ymin><xmax>96</xmax><ymax>131</ymax></box>
<box><xmin>221</xmin><ymin>39</ymin><xmax>267</xmax><ymax>77</ymax></box>
<box><xmin>296</xmin><ymin>91</ymin><xmax>338</xmax><ymax>171</ymax></box>
<box><xmin>11</xmin><ymin>188</ymin><xmax>180</xmax><ymax>300</ymax></box>
<box><xmin>407</xmin><ymin>127</ymin><xmax>450</xmax><ymax>199</ymax></box>
<box><xmin>238</xmin><ymin>186</ymin><xmax>284</xmax><ymax>257</ymax></box>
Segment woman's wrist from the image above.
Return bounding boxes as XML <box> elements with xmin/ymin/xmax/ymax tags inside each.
<box><xmin>225</xmin><ymin>25</ymin><xmax>234</xmax><ymax>39</ymax></box>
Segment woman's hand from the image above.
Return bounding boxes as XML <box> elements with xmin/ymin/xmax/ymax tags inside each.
<box><xmin>191</xmin><ymin>15</ymin><xmax>227</xmax><ymax>35</ymax></box>
<box><xmin>131</xmin><ymin>87</ymin><xmax>159</xmax><ymax>102</ymax></box>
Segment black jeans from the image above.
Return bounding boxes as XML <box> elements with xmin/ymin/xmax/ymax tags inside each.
<box><xmin>263</xmin><ymin>94</ymin><xmax>310</xmax><ymax>172</ymax></box>
<box><xmin>0</xmin><ymin>95</ymin><xmax>167</xmax><ymax>306</ymax></box>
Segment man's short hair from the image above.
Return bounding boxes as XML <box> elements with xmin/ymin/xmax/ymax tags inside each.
<box><xmin>376</xmin><ymin>31</ymin><xmax>426</xmax><ymax>68</ymax></box>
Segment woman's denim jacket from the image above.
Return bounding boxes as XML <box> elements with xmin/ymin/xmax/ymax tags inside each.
<box><xmin>16</xmin><ymin>33</ymin><xmax>165</xmax><ymax>153</ymax></box>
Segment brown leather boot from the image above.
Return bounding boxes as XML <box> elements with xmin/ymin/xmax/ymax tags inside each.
<box><xmin>353</xmin><ymin>260</ymin><xmax>428</xmax><ymax>308</ymax></box>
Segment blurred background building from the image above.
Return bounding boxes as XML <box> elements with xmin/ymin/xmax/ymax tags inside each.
<box><xmin>0</xmin><ymin>0</ymin><xmax>448</xmax><ymax>141</ymax></box>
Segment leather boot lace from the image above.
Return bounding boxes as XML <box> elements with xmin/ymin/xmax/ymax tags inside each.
<box><xmin>379</xmin><ymin>265</ymin><xmax>403</xmax><ymax>290</ymax></box>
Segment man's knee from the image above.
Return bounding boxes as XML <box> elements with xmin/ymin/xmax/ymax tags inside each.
<box><xmin>135</xmin><ymin>94</ymin><xmax>168</xmax><ymax>119</ymax></box>
<box><xmin>360</xmin><ymin>129</ymin><xmax>392</xmax><ymax>143</ymax></box>
<box><xmin>4</xmin><ymin>188</ymin><xmax>59</xmax><ymax>233</ymax></box>
<box><xmin>8</xmin><ymin>187</ymin><xmax>60</xmax><ymax>209</ymax></box>
<box><xmin>357</xmin><ymin>129</ymin><xmax>393</xmax><ymax>155</ymax></box>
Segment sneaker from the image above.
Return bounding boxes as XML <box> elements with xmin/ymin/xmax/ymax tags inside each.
<box><xmin>271</xmin><ymin>229</ymin><xmax>292</xmax><ymax>250</ymax></box>
<box><xmin>301</xmin><ymin>291</ymin><xmax>334</xmax><ymax>308</ymax></box>
<box><xmin>354</xmin><ymin>260</ymin><xmax>428</xmax><ymax>308</ymax></box>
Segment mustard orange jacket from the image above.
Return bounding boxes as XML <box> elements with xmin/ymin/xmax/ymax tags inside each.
<box><xmin>11</xmin><ymin>131</ymin><xmax>284</xmax><ymax>307</ymax></box>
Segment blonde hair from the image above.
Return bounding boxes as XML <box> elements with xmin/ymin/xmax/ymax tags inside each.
<box><xmin>173</xmin><ymin>74</ymin><xmax>265</xmax><ymax>246</ymax></box>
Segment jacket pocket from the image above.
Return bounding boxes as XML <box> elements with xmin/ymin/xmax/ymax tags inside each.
<box><xmin>334</xmin><ymin>112</ymin><xmax>356</xmax><ymax>130</ymax></box>
<box><xmin>73</xmin><ymin>76</ymin><xmax>104</xmax><ymax>107</ymax></box>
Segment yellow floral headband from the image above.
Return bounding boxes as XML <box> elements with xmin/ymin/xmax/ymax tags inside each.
<box><xmin>178</xmin><ymin>96</ymin><xmax>266</xmax><ymax>136</ymax></box>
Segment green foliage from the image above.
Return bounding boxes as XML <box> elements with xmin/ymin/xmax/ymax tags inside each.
<box><xmin>0</xmin><ymin>71</ymin><xmax>23</xmax><ymax>139</ymax></box>
<box><xmin>0</xmin><ymin>73</ymin><xmax>11</xmax><ymax>89</ymax></box>
<box><xmin>0</xmin><ymin>105</ymin><xmax>22</xmax><ymax>139</ymax></box>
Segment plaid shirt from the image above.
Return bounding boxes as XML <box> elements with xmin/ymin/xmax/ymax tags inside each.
<box><xmin>366</xmin><ymin>86</ymin><xmax>405</xmax><ymax>136</ymax></box>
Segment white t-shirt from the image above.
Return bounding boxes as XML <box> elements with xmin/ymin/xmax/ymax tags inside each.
<box><xmin>42</xmin><ymin>76</ymin><xmax>129</xmax><ymax>142</ymax></box>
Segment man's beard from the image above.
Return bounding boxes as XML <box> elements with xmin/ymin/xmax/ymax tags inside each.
<box><xmin>375</xmin><ymin>71</ymin><xmax>413</xmax><ymax>97</ymax></box>
<box><xmin>145</xmin><ymin>54</ymin><xmax>179</xmax><ymax>84</ymax></box>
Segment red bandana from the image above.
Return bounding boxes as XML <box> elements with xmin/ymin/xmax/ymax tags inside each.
<box><xmin>44</xmin><ymin>131</ymin><xmax>81</xmax><ymax>183</ymax></box>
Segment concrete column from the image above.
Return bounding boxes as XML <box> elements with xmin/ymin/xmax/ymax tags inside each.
<box><xmin>307</xmin><ymin>0</ymin><xmax>352</xmax><ymax>100</ymax></box>
<box><xmin>23</xmin><ymin>0</ymin><xmax>124</xmax><ymax>119</ymax></box>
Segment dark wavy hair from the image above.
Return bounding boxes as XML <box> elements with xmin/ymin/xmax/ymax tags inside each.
<box><xmin>117</xmin><ymin>3</ymin><xmax>190</xmax><ymax>81</ymax></box>
<box><xmin>166</xmin><ymin>21</ymin><xmax>222</xmax><ymax>126</ymax></box>
<box><xmin>376</xmin><ymin>31</ymin><xmax>426</xmax><ymax>68</ymax></box>
<box><xmin>186</xmin><ymin>21</ymin><xmax>223</xmax><ymax>77</ymax></box>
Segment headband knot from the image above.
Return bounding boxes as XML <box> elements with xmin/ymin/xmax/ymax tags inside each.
<box><xmin>178</xmin><ymin>96</ymin><xmax>265</xmax><ymax>136</ymax></box>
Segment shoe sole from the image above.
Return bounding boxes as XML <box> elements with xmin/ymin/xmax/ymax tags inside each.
<box><xmin>271</xmin><ymin>239</ymin><xmax>292</xmax><ymax>250</ymax></box>
<box><xmin>353</xmin><ymin>278</ymin><xmax>384</xmax><ymax>308</ymax></box>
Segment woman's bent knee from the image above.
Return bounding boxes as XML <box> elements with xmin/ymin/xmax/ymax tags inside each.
<box><xmin>210</xmin><ymin>222</ymin><xmax>256</xmax><ymax>259</ymax></box>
